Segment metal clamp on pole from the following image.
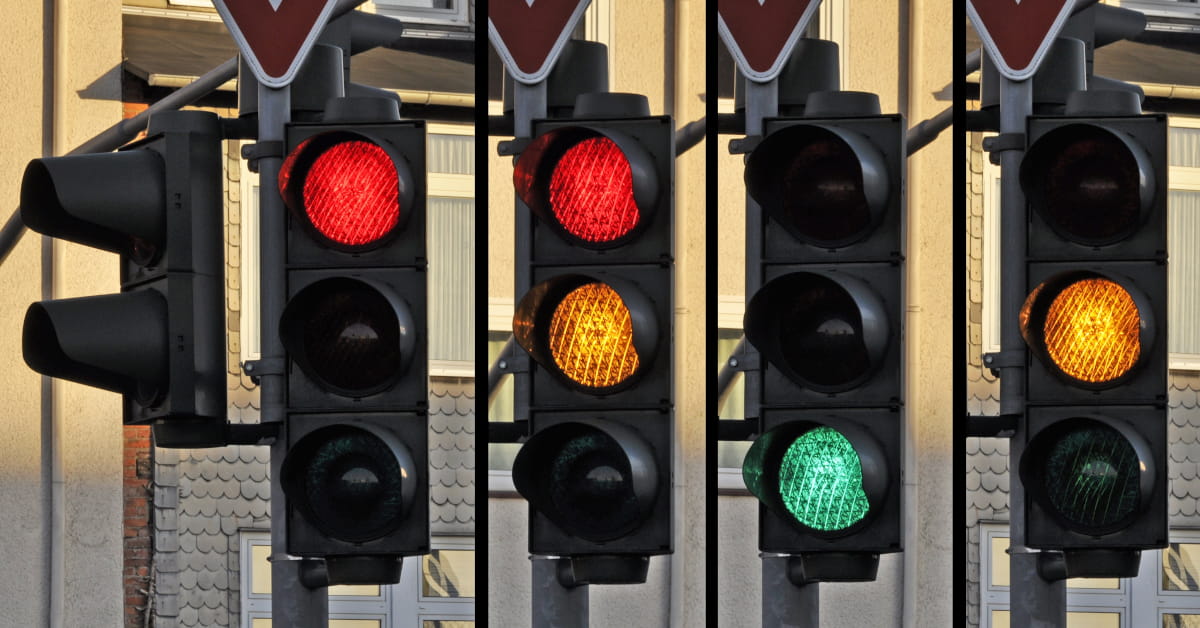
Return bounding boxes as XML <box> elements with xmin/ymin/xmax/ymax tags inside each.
<box><xmin>982</xmin><ymin>349</ymin><xmax>1024</xmax><ymax>378</ymax></box>
<box><xmin>728</xmin><ymin>134</ymin><xmax>762</xmax><ymax>155</ymax></box>
<box><xmin>981</xmin><ymin>132</ymin><xmax>1026</xmax><ymax>165</ymax></box>
<box><xmin>497</xmin><ymin>137</ymin><xmax>533</xmax><ymax>157</ymax></box>
<box><xmin>243</xmin><ymin>357</ymin><xmax>288</xmax><ymax>385</ymax></box>
<box><xmin>241</xmin><ymin>140</ymin><xmax>286</xmax><ymax>173</ymax></box>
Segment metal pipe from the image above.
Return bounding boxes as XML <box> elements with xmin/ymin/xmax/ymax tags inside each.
<box><xmin>675</xmin><ymin>117</ymin><xmax>706</xmax><ymax>155</ymax></box>
<box><xmin>906</xmin><ymin>105</ymin><xmax>952</xmax><ymax>156</ymax></box>
<box><xmin>999</xmin><ymin>75</ymin><xmax>1066</xmax><ymax>627</ymax></box>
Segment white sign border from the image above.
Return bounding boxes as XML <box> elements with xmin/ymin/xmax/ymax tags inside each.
<box><xmin>213</xmin><ymin>0</ymin><xmax>339</xmax><ymax>89</ymax></box>
<box><xmin>488</xmin><ymin>0</ymin><xmax>592</xmax><ymax>86</ymax></box>
<box><xmin>967</xmin><ymin>0</ymin><xmax>1075</xmax><ymax>82</ymax></box>
<box><xmin>717</xmin><ymin>0</ymin><xmax>821</xmax><ymax>84</ymax></box>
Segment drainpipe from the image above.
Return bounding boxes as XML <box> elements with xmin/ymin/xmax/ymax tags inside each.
<box><xmin>669</xmin><ymin>0</ymin><xmax>692</xmax><ymax>626</ymax></box>
<box><xmin>902</xmin><ymin>0</ymin><xmax>920</xmax><ymax>626</ymax></box>
<box><xmin>46</xmin><ymin>0</ymin><xmax>66</xmax><ymax>625</ymax></box>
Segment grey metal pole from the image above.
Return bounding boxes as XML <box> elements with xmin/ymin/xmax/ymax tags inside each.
<box><xmin>741</xmin><ymin>75</ymin><xmax>818</xmax><ymax>625</ymax></box>
<box><xmin>762</xmin><ymin>555</ymin><xmax>817</xmax><ymax>628</ymax></box>
<box><xmin>509</xmin><ymin>77</ymin><xmax>583</xmax><ymax>626</ymax></box>
<box><xmin>258</xmin><ymin>83</ymin><xmax>328</xmax><ymax>625</ymax></box>
<box><xmin>531</xmin><ymin>557</ymin><xmax>588</xmax><ymax>628</ymax></box>
<box><xmin>998</xmin><ymin>76</ymin><xmax>1065</xmax><ymax>627</ymax></box>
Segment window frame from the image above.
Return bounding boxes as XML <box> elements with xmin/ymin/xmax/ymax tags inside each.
<box><xmin>372</xmin><ymin>0</ymin><xmax>470</xmax><ymax>28</ymax></box>
<box><xmin>240</xmin><ymin>531</ymin><xmax>475</xmax><ymax>627</ymax></box>
<box><xmin>976</xmin><ymin>525</ymin><xmax>1200</xmax><ymax>626</ymax></box>
<box><xmin>426</xmin><ymin>122</ymin><xmax>476</xmax><ymax>377</ymax></box>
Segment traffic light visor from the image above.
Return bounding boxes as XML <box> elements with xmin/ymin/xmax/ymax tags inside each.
<box><xmin>514</xmin><ymin>126</ymin><xmax>659</xmax><ymax>248</ymax></box>
<box><xmin>283</xmin><ymin>424</ymin><xmax>417</xmax><ymax>543</ymax></box>
<box><xmin>1021</xmin><ymin>272</ymin><xmax>1152</xmax><ymax>387</ymax></box>
<box><xmin>514</xmin><ymin>274</ymin><xmax>658</xmax><ymax>394</ymax></box>
<box><xmin>279</xmin><ymin>131</ymin><xmax>415</xmax><ymax>250</ymax></box>
<box><xmin>745</xmin><ymin>124</ymin><xmax>889</xmax><ymax>248</ymax></box>
<box><xmin>744</xmin><ymin>272</ymin><xmax>889</xmax><ymax>393</ymax></box>
<box><xmin>1021</xmin><ymin>123</ymin><xmax>1155</xmax><ymax>246</ymax></box>
<box><xmin>1022</xmin><ymin>417</ymin><xmax>1155</xmax><ymax>536</ymax></box>
<box><xmin>21</xmin><ymin>150</ymin><xmax>167</xmax><ymax>265</ymax></box>
<box><xmin>513</xmin><ymin>420</ymin><xmax>659</xmax><ymax>542</ymax></box>
<box><xmin>280</xmin><ymin>277</ymin><xmax>416</xmax><ymax>397</ymax></box>
<box><xmin>744</xmin><ymin>421</ymin><xmax>888</xmax><ymax>537</ymax></box>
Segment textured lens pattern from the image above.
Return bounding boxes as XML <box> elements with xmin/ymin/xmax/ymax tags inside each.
<box><xmin>780</xmin><ymin>137</ymin><xmax>870</xmax><ymax>244</ymax></box>
<box><xmin>549</xmin><ymin>137</ymin><xmax>639</xmax><ymax>243</ymax></box>
<box><xmin>547</xmin><ymin>432</ymin><xmax>637</xmax><ymax>541</ymax></box>
<box><xmin>1042</xmin><ymin>423</ymin><xmax>1139</xmax><ymax>531</ymax></box>
<box><xmin>778</xmin><ymin>426</ymin><xmax>869</xmax><ymax>532</ymax></box>
<box><xmin>300</xmin><ymin>428</ymin><xmax>405</xmax><ymax>542</ymax></box>
<box><xmin>778</xmin><ymin>277</ymin><xmax>870</xmax><ymax>389</ymax></box>
<box><xmin>1044</xmin><ymin>278</ymin><xmax>1141</xmax><ymax>383</ymax></box>
<box><xmin>304</xmin><ymin>140</ymin><xmax>400</xmax><ymax>246</ymax></box>
<box><xmin>549</xmin><ymin>283</ymin><xmax>639</xmax><ymax>388</ymax></box>
<box><xmin>1041</xmin><ymin>132</ymin><xmax>1140</xmax><ymax>243</ymax></box>
<box><xmin>301</xmin><ymin>283</ymin><xmax>402</xmax><ymax>393</ymax></box>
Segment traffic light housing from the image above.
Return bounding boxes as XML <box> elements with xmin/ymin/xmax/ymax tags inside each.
<box><xmin>509</xmin><ymin>93</ymin><xmax>674</xmax><ymax>565</ymax></box>
<box><xmin>740</xmin><ymin>92</ymin><xmax>904</xmax><ymax>571</ymax></box>
<box><xmin>277</xmin><ymin>97</ymin><xmax>429</xmax><ymax>583</ymax></box>
<box><xmin>1017</xmin><ymin>96</ymin><xmax>1168</xmax><ymax>554</ymax></box>
<box><xmin>20</xmin><ymin>110</ymin><xmax>227</xmax><ymax>448</ymax></box>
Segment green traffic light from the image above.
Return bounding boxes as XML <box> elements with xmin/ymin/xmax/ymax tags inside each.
<box><xmin>777</xmin><ymin>426</ymin><xmax>870</xmax><ymax>532</ymax></box>
<box><xmin>1042</xmin><ymin>423</ymin><xmax>1140</xmax><ymax>531</ymax></box>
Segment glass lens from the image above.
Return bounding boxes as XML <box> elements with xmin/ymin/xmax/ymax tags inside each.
<box><xmin>548</xmin><ymin>137</ymin><xmax>640</xmax><ymax>243</ymax></box>
<box><xmin>549</xmin><ymin>282</ymin><xmax>640</xmax><ymax>388</ymax></box>
<box><xmin>777</xmin><ymin>426</ymin><xmax>870</xmax><ymax>532</ymax></box>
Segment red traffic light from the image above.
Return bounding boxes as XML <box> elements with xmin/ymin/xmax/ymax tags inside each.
<box><xmin>1021</xmin><ymin>123</ymin><xmax>1155</xmax><ymax>247</ymax></box>
<box><xmin>745</xmin><ymin>123</ymin><xmax>890</xmax><ymax>248</ymax></box>
<box><xmin>514</xmin><ymin>127</ymin><xmax>659</xmax><ymax>249</ymax></box>
<box><xmin>279</xmin><ymin>131</ymin><xmax>416</xmax><ymax>250</ymax></box>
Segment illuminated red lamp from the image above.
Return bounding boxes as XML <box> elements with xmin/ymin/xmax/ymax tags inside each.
<box><xmin>514</xmin><ymin>127</ymin><xmax>659</xmax><ymax>249</ymax></box>
<box><xmin>279</xmin><ymin>131</ymin><xmax>416</xmax><ymax>251</ymax></box>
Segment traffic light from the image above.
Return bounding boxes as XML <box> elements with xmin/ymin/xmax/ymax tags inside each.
<box><xmin>1017</xmin><ymin>92</ymin><xmax>1167</xmax><ymax>555</ymax></box>
<box><xmin>509</xmin><ymin>93</ymin><xmax>674</xmax><ymax>565</ymax></box>
<box><xmin>20</xmin><ymin>110</ymin><xmax>227</xmax><ymax>448</ymax></box>
<box><xmin>739</xmin><ymin>92</ymin><xmax>904</xmax><ymax>572</ymax></box>
<box><xmin>276</xmin><ymin>96</ymin><xmax>429</xmax><ymax>584</ymax></box>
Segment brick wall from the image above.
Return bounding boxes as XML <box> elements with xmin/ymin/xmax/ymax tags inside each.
<box><xmin>124</xmin><ymin>426</ymin><xmax>153</xmax><ymax>628</ymax></box>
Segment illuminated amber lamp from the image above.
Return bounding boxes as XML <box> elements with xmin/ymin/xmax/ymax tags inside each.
<box><xmin>1021</xmin><ymin>272</ymin><xmax>1153</xmax><ymax>388</ymax></box>
<box><xmin>514</xmin><ymin>274</ymin><xmax>659</xmax><ymax>394</ymax></box>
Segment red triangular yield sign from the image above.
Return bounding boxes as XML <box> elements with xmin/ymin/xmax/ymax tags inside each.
<box><xmin>213</xmin><ymin>0</ymin><xmax>338</xmax><ymax>88</ymax></box>
<box><xmin>489</xmin><ymin>0</ymin><xmax>591</xmax><ymax>85</ymax></box>
<box><xmin>717</xmin><ymin>0</ymin><xmax>820</xmax><ymax>82</ymax></box>
<box><xmin>968</xmin><ymin>0</ymin><xmax>1075</xmax><ymax>81</ymax></box>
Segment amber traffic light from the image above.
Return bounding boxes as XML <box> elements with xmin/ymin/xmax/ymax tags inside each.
<box><xmin>1017</xmin><ymin>98</ymin><xmax>1167</xmax><ymax>555</ymax></box>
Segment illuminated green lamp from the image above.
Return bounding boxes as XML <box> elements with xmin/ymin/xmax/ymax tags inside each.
<box><xmin>744</xmin><ymin>421</ymin><xmax>886</xmax><ymax>537</ymax></box>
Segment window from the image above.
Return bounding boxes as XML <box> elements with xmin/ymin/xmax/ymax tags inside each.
<box><xmin>372</xmin><ymin>0</ymin><xmax>469</xmax><ymax>28</ymax></box>
<box><xmin>716</xmin><ymin>297</ymin><xmax>751</xmax><ymax>491</ymax></box>
<box><xmin>241</xmin><ymin>532</ymin><xmax>475</xmax><ymax>627</ymax></box>
<box><xmin>977</xmin><ymin>526</ymin><xmax>1200</xmax><ymax>626</ymax></box>
<box><xmin>427</xmin><ymin>124</ymin><xmax>475</xmax><ymax>376</ymax></box>
<box><xmin>976</xmin><ymin>117</ymin><xmax>1200</xmax><ymax>369</ymax></box>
